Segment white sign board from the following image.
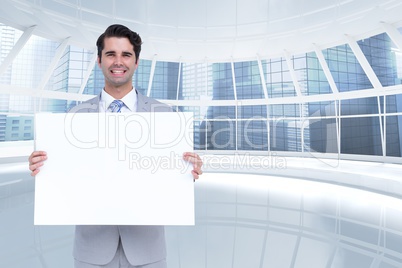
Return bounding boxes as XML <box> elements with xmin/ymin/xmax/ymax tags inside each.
<box><xmin>34</xmin><ymin>112</ymin><xmax>194</xmax><ymax>225</ymax></box>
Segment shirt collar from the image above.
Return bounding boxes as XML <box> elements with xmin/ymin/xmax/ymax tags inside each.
<box><xmin>100</xmin><ymin>88</ymin><xmax>137</xmax><ymax>112</ymax></box>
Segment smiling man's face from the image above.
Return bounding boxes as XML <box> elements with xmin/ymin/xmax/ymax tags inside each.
<box><xmin>98</xmin><ymin>37</ymin><xmax>139</xmax><ymax>95</ymax></box>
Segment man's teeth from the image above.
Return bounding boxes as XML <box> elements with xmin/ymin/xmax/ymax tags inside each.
<box><xmin>112</xmin><ymin>70</ymin><xmax>124</xmax><ymax>74</ymax></box>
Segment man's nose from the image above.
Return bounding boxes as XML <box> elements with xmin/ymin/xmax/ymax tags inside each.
<box><xmin>114</xmin><ymin>55</ymin><xmax>123</xmax><ymax>65</ymax></box>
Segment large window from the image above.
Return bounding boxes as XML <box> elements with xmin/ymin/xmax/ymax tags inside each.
<box><xmin>263</xmin><ymin>57</ymin><xmax>297</xmax><ymax>98</ymax></box>
<box><xmin>1</xmin><ymin>23</ymin><xmax>402</xmax><ymax>160</ymax></box>
<box><xmin>323</xmin><ymin>44</ymin><xmax>373</xmax><ymax>92</ymax></box>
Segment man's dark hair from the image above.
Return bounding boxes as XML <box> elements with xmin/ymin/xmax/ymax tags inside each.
<box><xmin>96</xmin><ymin>24</ymin><xmax>142</xmax><ymax>63</ymax></box>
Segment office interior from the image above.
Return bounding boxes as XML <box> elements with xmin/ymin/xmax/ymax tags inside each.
<box><xmin>1</xmin><ymin>0</ymin><xmax>402</xmax><ymax>267</ymax></box>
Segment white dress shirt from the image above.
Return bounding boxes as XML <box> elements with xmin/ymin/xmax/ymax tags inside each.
<box><xmin>99</xmin><ymin>88</ymin><xmax>138</xmax><ymax>113</ymax></box>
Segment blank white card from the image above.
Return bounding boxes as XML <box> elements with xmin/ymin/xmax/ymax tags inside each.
<box><xmin>34</xmin><ymin>112</ymin><xmax>194</xmax><ymax>225</ymax></box>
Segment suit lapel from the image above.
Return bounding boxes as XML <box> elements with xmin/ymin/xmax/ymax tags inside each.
<box><xmin>136</xmin><ymin>90</ymin><xmax>149</xmax><ymax>112</ymax></box>
<box><xmin>89</xmin><ymin>95</ymin><xmax>101</xmax><ymax>112</ymax></box>
<box><xmin>88</xmin><ymin>90</ymin><xmax>150</xmax><ymax>113</ymax></box>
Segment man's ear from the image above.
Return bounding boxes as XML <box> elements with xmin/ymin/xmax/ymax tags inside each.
<box><xmin>97</xmin><ymin>56</ymin><xmax>101</xmax><ymax>66</ymax></box>
<box><xmin>135</xmin><ymin>58</ymin><xmax>140</xmax><ymax>69</ymax></box>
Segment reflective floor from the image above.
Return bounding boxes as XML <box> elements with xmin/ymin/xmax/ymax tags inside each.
<box><xmin>1</xmin><ymin>163</ymin><xmax>402</xmax><ymax>268</ymax></box>
<box><xmin>166</xmin><ymin>174</ymin><xmax>402</xmax><ymax>268</ymax></box>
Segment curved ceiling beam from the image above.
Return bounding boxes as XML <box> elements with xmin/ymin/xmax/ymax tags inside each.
<box><xmin>36</xmin><ymin>37</ymin><xmax>70</xmax><ymax>92</ymax></box>
<box><xmin>345</xmin><ymin>34</ymin><xmax>382</xmax><ymax>89</ymax></box>
<box><xmin>0</xmin><ymin>25</ymin><xmax>36</xmax><ymax>77</ymax></box>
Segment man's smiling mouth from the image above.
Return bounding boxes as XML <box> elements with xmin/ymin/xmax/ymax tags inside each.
<box><xmin>111</xmin><ymin>70</ymin><xmax>125</xmax><ymax>74</ymax></box>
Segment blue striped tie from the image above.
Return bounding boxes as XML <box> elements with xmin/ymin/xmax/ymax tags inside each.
<box><xmin>109</xmin><ymin>100</ymin><xmax>124</xmax><ymax>113</ymax></box>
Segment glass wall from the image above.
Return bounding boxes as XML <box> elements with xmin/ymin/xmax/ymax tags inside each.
<box><xmin>1</xmin><ymin>23</ymin><xmax>402</xmax><ymax>159</ymax></box>
<box><xmin>263</xmin><ymin>57</ymin><xmax>297</xmax><ymax>98</ymax></box>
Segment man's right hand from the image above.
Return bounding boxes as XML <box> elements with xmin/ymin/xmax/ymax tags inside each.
<box><xmin>28</xmin><ymin>151</ymin><xmax>47</xmax><ymax>176</ymax></box>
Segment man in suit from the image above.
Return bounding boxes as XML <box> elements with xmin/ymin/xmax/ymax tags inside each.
<box><xmin>29</xmin><ymin>24</ymin><xmax>203</xmax><ymax>268</ymax></box>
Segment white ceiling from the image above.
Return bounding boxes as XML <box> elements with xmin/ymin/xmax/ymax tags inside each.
<box><xmin>1</xmin><ymin>0</ymin><xmax>402</xmax><ymax>62</ymax></box>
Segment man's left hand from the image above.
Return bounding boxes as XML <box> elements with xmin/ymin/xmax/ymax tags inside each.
<box><xmin>183</xmin><ymin>152</ymin><xmax>203</xmax><ymax>180</ymax></box>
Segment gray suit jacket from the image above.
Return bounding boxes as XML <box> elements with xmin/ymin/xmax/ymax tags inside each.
<box><xmin>71</xmin><ymin>90</ymin><xmax>172</xmax><ymax>266</ymax></box>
